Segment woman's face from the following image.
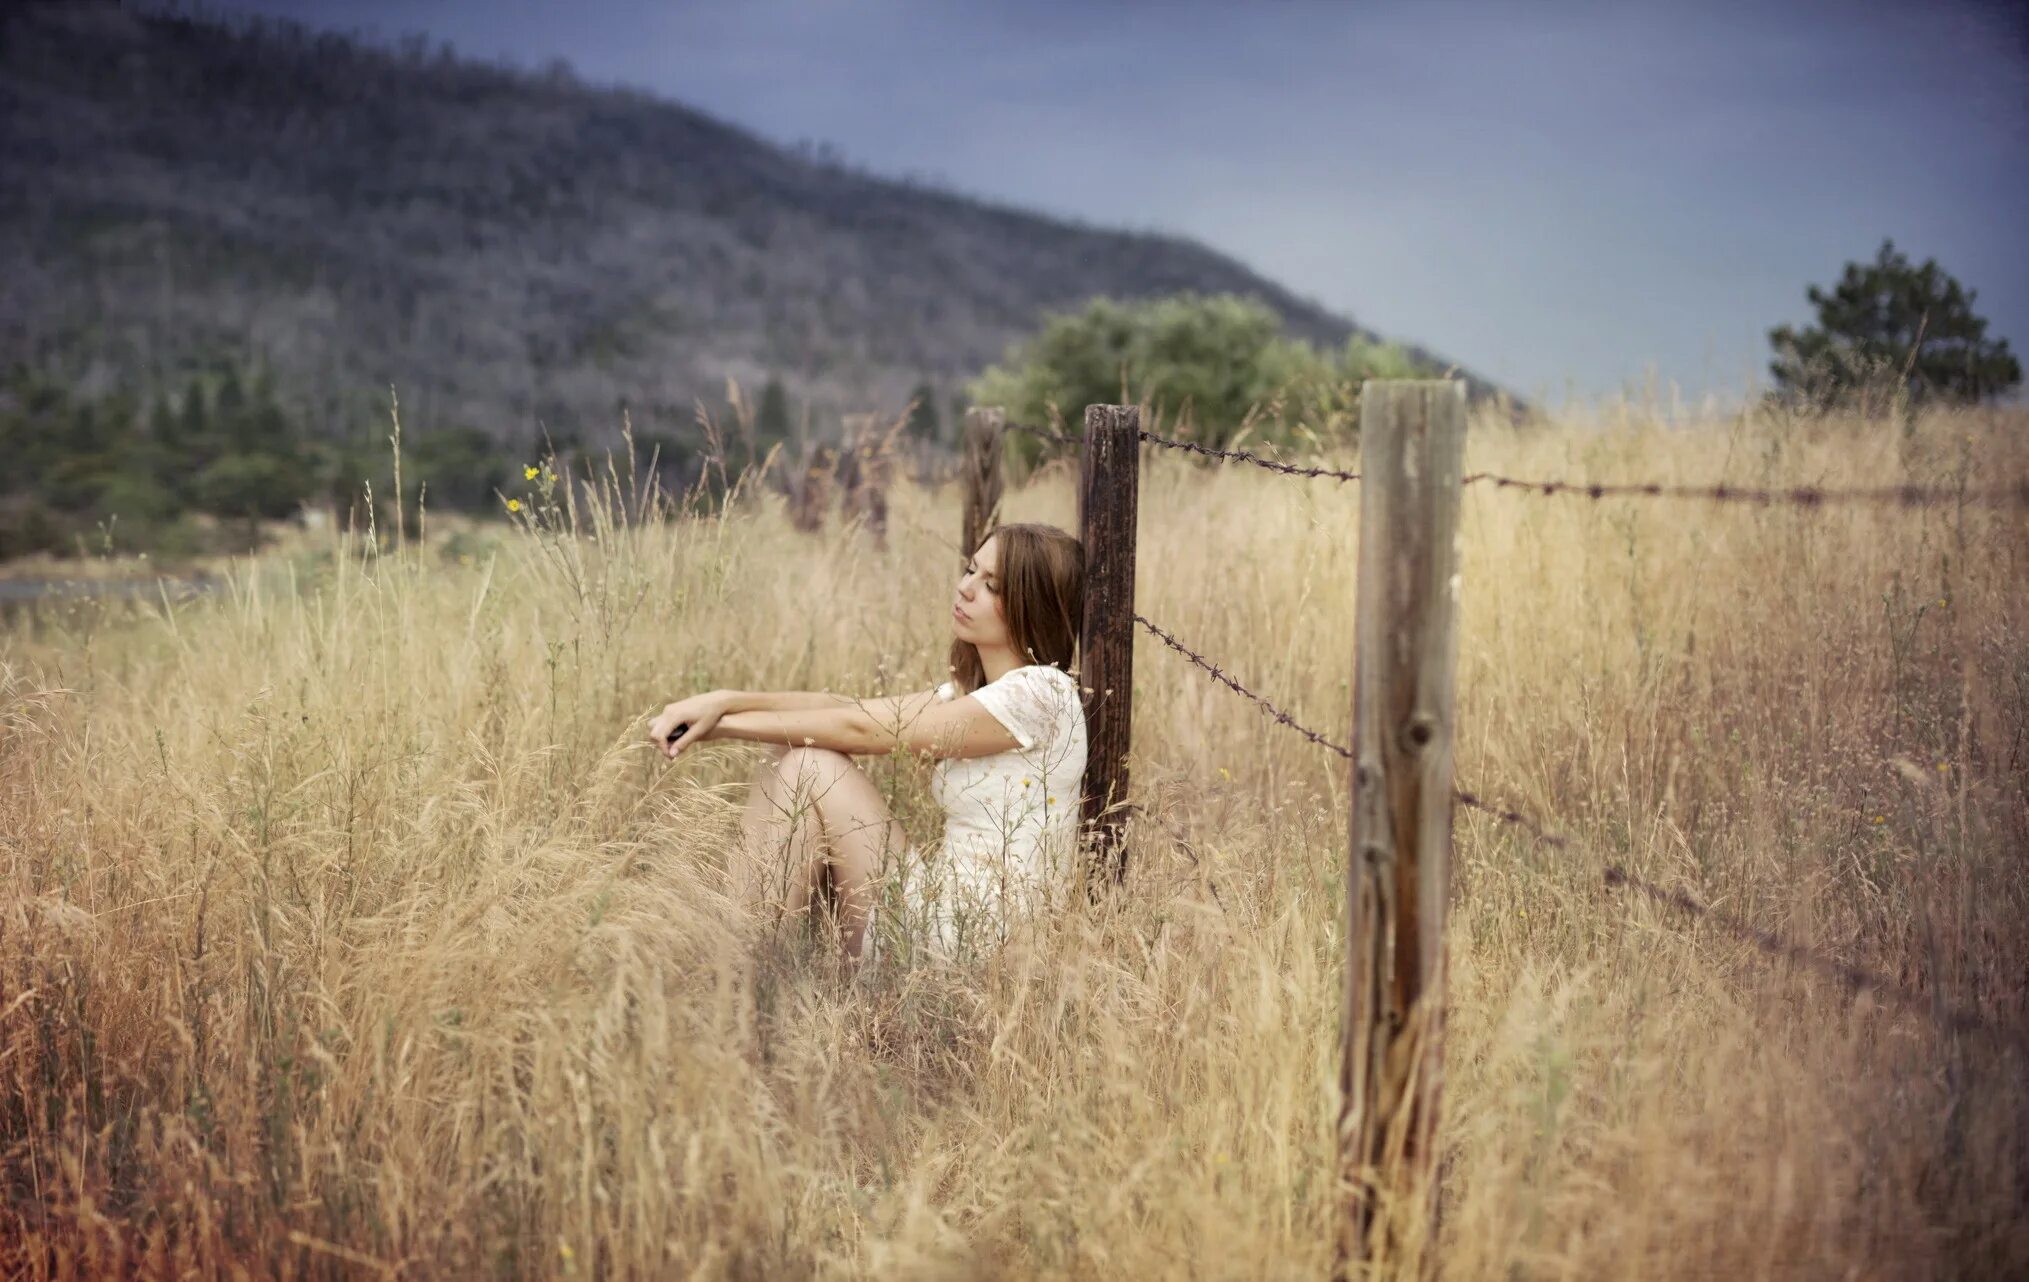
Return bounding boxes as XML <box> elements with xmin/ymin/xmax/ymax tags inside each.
<box><xmin>952</xmin><ymin>535</ymin><xmax>1011</xmax><ymax>648</ymax></box>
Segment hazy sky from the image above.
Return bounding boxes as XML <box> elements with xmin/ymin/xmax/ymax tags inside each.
<box><xmin>195</xmin><ymin>0</ymin><xmax>2029</xmax><ymax>407</ymax></box>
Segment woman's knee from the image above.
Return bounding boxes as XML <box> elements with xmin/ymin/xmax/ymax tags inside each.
<box><xmin>778</xmin><ymin>745</ymin><xmax>851</xmax><ymax>788</ymax></box>
<box><xmin>781</xmin><ymin>745</ymin><xmax>848</xmax><ymax>766</ymax></box>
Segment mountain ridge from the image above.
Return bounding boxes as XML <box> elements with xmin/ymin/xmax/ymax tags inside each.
<box><xmin>1</xmin><ymin>2</ymin><xmax>1499</xmax><ymax>444</ymax></box>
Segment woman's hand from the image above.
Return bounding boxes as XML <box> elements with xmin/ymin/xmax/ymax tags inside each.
<box><xmin>649</xmin><ymin>691</ymin><xmax>732</xmax><ymax>759</ymax></box>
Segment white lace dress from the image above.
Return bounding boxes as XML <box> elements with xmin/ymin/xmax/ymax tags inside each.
<box><xmin>880</xmin><ymin>663</ymin><xmax>1088</xmax><ymax>960</ymax></box>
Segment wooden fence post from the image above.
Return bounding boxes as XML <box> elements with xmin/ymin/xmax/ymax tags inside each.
<box><xmin>1077</xmin><ymin>404</ymin><xmax>1140</xmax><ymax>884</ymax></box>
<box><xmin>1337</xmin><ymin>380</ymin><xmax>1466</xmax><ymax>1277</ymax></box>
<box><xmin>960</xmin><ymin>407</ymin><xmax>1006</xmax><ymax>566</ymax></box>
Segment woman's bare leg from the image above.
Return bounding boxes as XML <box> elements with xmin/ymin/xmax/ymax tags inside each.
<box><xmin>735</xmin><ymin>745</ymin><xmax>908</xmax><ymax>961</ymax></box>
<box><xmin>736</xmin><ymin>746</ymin><xmax>820</xmax><ymax>913</ymax></box>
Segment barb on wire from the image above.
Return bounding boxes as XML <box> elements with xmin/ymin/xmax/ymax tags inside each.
<box><xmin>1455</xmin><ymin>789</ymin><xmax>1568</xmax><ymax>848</ymax></box>
<box><xmin>1134</xmin><ymin>613</ymin><xmax>1354</xmax><ymax>758</ymax></box>
<box><xmin>1005</xmin><ymin>421</ymin><xmax>1082</xmax><ymax>448</ymax></box>
<box><xmin>1134</xmin><ymin>613</ymin><xmax>1565</xmax><ymax>847</ymax></box>
<box><xmin>1138</xmin><ymin>430</ymin><xmax>1362</xmax><ymax>483</ymax></box>
<box><xmin>1604</xmin><ymin>865</ymin><xmax>2022</xmax><ymax>1048</ymax></box>
<box><xmin>1462</xmin><ymin>472</ymin><xmax>2029</xmax><ymax>508</ymax></box>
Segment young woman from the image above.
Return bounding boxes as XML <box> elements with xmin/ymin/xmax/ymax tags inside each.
<box><xmin>647</xmin><ymin>523</ymin><xmax>1088</xmax><ymax>966</ymax></box>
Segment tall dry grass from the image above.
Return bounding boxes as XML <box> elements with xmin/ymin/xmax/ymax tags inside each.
<box><xmin>2</xmin><ymin>403</ymin><xmax>2025</xmax><ymax>1279</ymax></box>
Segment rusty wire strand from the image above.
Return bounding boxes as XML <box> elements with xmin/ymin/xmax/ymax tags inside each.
<box><xmin>1604</xmin><ymin>864</ymin><xmax>2024</xmax><ymax>1050</ymax></box>
<box><xmin>1453</xmin><ymin>789</ymin><xmax>1569</xmax><ymax>848</ymax></box>
<box><xmin>1014</xmin><ymin>417</ymin><xmax>2026</xmax><ymax>507</ymax></box>
<box><xmin>1133</xmin><ymin>613</ymin><xmax>1354</xmax><ymax>758</ymax></box>
<box><xmin>1004</xmin><ymin>419</ymin><xmax>1365</xmax><ymax>483</ymax></box>
<box><xmin>1462</xmin><ymin>472</ymin><xmax>2029</xmax><ymax>508</ymax></box>
<box><xmin>1134</xmin><ymin>613</ymin><xmax>1564</xmax><ymax>846</ymax></box>
<box><xmin>1136</xmin><ymin>431</ymin><xmax>1362</xmax><ymax>483</ymax></box>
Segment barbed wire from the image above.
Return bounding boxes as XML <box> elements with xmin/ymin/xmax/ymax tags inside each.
<box><xmin>1604</xmin><ymin>864</ymin><xmax>2024</xmax><ymax>1050</ymax></box>
<box><xmin>1009</xmin><ymin>415</ymin><xmax>2027</xmax><ymax>509</ymax></box>
<box><xmin>1133</xmin><ymin>613</ymin><xmax>1354</xmax><ymax>759</ymax></box>
<box><xmin>1462</xmin><ymin>473</ymin><xmax>2029</xmax><ymax>508</ymax></box>
<box><xmin>1136</xmin><ymin>431</ymin><xmax>1362</xmax><ymax>484</ymax></box>
<box><xmin>1135</xmin><ymin>600</ymin><xmax>2013</xmax><ymax>1044</ymax></box>
<box><xmin>1003</xmin><ymin>419</ymin><xmax>1364</xmax><ymax>484</ymax></box>
<box><xmin>1141</xmin><ymin>593</ymin><xmax>2013</xmax><ymax>1045</ymax></box>
<box><xmin>1454</xmin><ymin>790</ymin><xmax>1569</xmax><ymax>848</ymax></box>
<box><xmin>1133</xmin><ymin>613</ymin><xmax>1566</xmax><ymax>847</ymax></box>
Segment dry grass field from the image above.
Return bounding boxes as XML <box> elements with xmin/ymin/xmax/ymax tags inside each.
<box><xmin>3</xmin><ymin>403</ymin><xmax>2026</xmax><ymax>1279</ymax></box>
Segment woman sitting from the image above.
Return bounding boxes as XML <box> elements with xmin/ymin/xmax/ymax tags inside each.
<box><xmin>648</xmin><ymin>522</ymin><xmax>1089</xmax><ymax>965</ymax></box>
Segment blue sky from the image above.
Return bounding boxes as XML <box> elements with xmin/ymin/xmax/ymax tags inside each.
<box><xmin>198</xmin><ymin>0</ymin><xmax>2028</xmax><ymax>407</ymax></box>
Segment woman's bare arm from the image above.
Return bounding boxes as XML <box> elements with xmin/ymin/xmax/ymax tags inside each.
<box><xmin>708</xmin><ymin>690</ymin><xmax>1020</xmax><ymax>760</ymax></box>
<box><xmin>655</xmin><ymin>686</ymin><xmax>949</xmax><ymax>759</ymax></box>
<box><xmin>726</xmin><ymin>687</ymin><xmax>940</xmax><ymax>724</ymax></box>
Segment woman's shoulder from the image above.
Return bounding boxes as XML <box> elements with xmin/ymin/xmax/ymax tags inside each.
<box><xmin>1001</xmin><ymin>663</ymin><xmax>1080</xmax><ymax>697</ymax></box>
<box><xmin>944</xmin><ymin>665</ymin><xmax>1080</xmax><ymax>706</ymax></box>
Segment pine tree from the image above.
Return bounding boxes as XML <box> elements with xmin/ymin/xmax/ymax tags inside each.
<box><xmin>1769</xmin><ymin>240</ymin><xmax>2021</xmax><ymax>411</ymax></box>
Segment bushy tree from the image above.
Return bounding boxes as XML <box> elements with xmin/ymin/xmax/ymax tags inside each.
<box><xmin>402</xmin><ymin>423</ymin><xmax>510</xmax><ymax>511</ymax></box>
<box><xmin>970</xmin><ymin>293</ymin><xmax>1430</xmax><ymax>459</ymax></box>
<box><xmin>1769</xmin><ymin>240</ymin><xmax>2020</xmax><ymax>413</ymax></box>
<box><xmin>194</xmin><ymin>452</ymin><xmax>308</xmax><ymax>521</ymax></box>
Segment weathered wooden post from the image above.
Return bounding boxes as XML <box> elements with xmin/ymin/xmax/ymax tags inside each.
<box><xmin>1337</xmin><ymin>380</ymin><xmax>1466</xmax><ymax>1277</ymax></box>
<box><xmin>960</xmin><ymin>407</ymin><xmax>1006</xmax><ymax>565</ymax></box>
<box><xmin>1077</xmin><ymin>404</ymin><xmax>1140</xmax><ymax>884</ymax></box>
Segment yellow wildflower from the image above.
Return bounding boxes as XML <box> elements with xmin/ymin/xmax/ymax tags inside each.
<box><xmin>506</xmin><ymin>498</ymin><xmax>521</xmax><ymax>513</ymax></box>
<box><xmin>1872</xmin><ymin>815</ymin><xmax>1886</xmax><ymax>824</ymax></box>
<box><xmin>1217</xmin><ymin>766</ymin><xmax>1231</xmax><ymax>780</ymax></box>
<box><xmin>1022</xmin><ymin>778</ymin><xmax>1033</xmax><ymax>787</ymax></box>
<box><xmin>525</xmin><ymin>465</ymin><xmax>540</xmax><ymax>480</ymax></box>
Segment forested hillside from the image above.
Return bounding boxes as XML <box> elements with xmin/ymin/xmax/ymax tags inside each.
<box><xmin>0</xmin><ymin>3</ymin><xmax>1486</xmax><ymax>444</ymax></box>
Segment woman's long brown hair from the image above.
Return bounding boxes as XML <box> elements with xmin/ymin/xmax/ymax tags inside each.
<box><xmin>946</xmin><ymin>523</ymin><xmax>1085</xmax><ymax>694</ymax></box>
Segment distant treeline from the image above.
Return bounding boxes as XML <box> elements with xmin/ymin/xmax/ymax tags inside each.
<box><xmin>0</xmin><ymin>358</ymin><xmax>950</xmax><ymax>559</ymax></box>
<box><xmin>0</xmin><ymin>360</ymin><xmax>492</xmax><ymax>557</ymax></box>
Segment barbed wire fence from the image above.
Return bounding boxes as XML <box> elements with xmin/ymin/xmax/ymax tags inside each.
<box><xmin>983</xmin><ymin>389</ymin><xmax>2026</xmax><ymax>1268</ymax></box>
<box><xmin>1010</xmin><ymin>417</ymin><xmax>2029</xmax><ymax>507</ymax></box>
<box><xmin>997</xmin><ymin>397</ymin><xmax>2024</xmax><ymax>1042</ymax></box>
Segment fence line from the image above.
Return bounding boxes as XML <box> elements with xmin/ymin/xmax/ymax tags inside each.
<box><xmin>1453</xmin><ymin>789</ymin><xmax>1568</xmax><ymax>848</ymax></box>
<box><xmin>968</xmin><ymin>390</ymin><xmax>2023</xmax><ymax>1268</ymax></box>
<box><xmin>1137</xmin><ymin>599</ymin><xmax>2012</xmax><ymax>1044</ymax></box>
<box><xmin>1006</xmin><ymin>416</ymin><xmax>2026</xmax><ymax>507</ymax></box>
<box><xmin>1137</xmin><ymin>432</ymin><xmax>1362</xmax><ymax>483</ymax></box>
<box><xmin>1134</xmin><ymin>611</ymin><xmax>1566</xmax><ymax>849</ymax></box>
<box><xmin>1463</xmin><ymin>472</ymin><xmax>2029</xmax><ymax>508</ymax></box>
<box><xmin>1604</xmin><ymin>864</ymin><xmax>2025</xmax><ymax>1053</ymax></box>
<box><xmin>1005</xmin><ymin>418</ymin><xmax>1365</xmax><ymax>483</ymax></box>
<box><xmin>1133</xmin><ymin>613</ymin><xmax>1355</xmax><ymax>759</ymax></box>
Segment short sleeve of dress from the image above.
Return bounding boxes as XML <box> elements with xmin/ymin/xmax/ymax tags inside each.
<box><xmin>970</xmin><ymin>665</ymin><xmax>1076</xmax><ymax>752</ymax></box>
